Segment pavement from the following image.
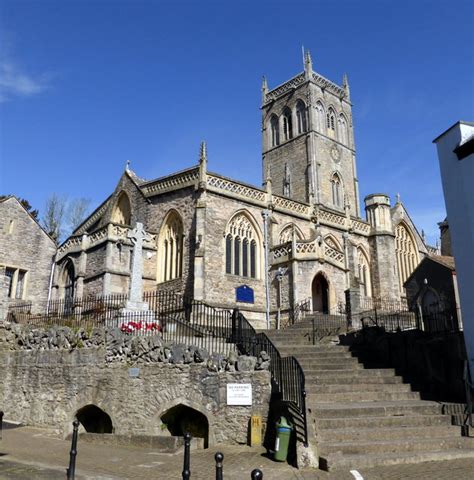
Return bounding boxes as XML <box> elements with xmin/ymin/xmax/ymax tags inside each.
<box><xmin>2</xmin><ymin>423</ymin><xmax>474</xmax><ymax>479</ymax></box>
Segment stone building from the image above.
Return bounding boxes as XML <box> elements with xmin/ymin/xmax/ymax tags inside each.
<box><xmin>0</xmin><ymin>196</ymin><xmax>56</xmax><ymax>319</ymax></box>
<box><xmin>51</xmin><ymin>53</ymin><xmax>436</xmax><ymax>327</ymax></box>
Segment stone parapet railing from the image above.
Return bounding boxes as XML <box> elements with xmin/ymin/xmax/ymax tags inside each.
<box><xmin>141</xmin><ymin>168</ymin><xmax>200</xmax><ymax>197</ymax></box>
<box><xmin>207</xmin><ymin>174</ymin><xmax>266</xmax><ymax>203</ymax></box>
<box><xmin>272</xmin><ymin>240</ymin><xmax>345</xmax><ymax>269</ymax></box>
<box><xmin>56</xmin><ymin>223</ymin><xmax>157</xmax><ymax>262</ymax></box>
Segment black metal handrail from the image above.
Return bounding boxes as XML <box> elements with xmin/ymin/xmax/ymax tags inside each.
<box><xmin>464</xmin><ymin>360</ymin><xmax>473</xmax><ymax>429</ymax></box>
<box><xmin>232</xmin><ymin>309</ymin><xmax>308</xmax><ymax>447</ymax></box>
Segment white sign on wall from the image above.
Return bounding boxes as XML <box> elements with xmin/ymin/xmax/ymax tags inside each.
<box><xmin>226</xmin><ymin>383</ymin><xmax>252</xmax><ymax>406</ymax></box>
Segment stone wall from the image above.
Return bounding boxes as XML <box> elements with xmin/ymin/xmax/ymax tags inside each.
<box><xmin>0</xmin><ymin>325</ymin><xmax>271</xmax><ymax>446</ymax></box>
<box><xmin>0</xmin><ymin>198</ymin><xmax>56</xmax><ymax>316</ymax></box>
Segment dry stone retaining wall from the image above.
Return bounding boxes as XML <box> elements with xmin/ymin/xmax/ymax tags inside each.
<box><xmin>0</xmin><ymin>324</ymin><xmax>271</xmax><ymax>447</ymax></box>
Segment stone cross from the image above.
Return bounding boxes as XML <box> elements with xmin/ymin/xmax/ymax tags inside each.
<box><xmin>127</xmin><ymin>222</ymin><xmax>152</xmax><ymax>307</ymax></box>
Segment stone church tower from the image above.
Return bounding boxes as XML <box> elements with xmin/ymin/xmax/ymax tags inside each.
<box><xmin>262</xmin><ymin>51</ymin><xmax>360</xmax><ymax>218</ymax></box>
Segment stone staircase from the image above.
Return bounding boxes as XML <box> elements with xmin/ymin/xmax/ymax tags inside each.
<box><xmin>264</xmin><ymin>317</ymin><xmax>474</xmax><ymax>471</ymax></box>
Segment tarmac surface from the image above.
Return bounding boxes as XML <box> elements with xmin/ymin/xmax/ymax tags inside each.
<box><xmin>1</xmin><ymin>423</ymin><xmax>474</xmax><ymax>479</ymax></box>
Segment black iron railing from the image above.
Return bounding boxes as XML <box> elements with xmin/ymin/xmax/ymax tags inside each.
<box><xmin>287</xmin><ymin>298</ymin><xmax>311</xmax><ymax>327</ymax></box>
<box><xmin>232</xmin><ymin>309</ymin><xmax>308</xmax><ymax>447</ymax></box>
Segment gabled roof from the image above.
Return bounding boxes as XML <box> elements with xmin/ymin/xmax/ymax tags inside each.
<box><xmin>428</xmin><ymin>255</ymin><xmax>455</xmax><ymax>270</ymax></box>
<box><xmin>0</xmin><ymin>195</ymin><xmax>56</xmax><ymax>244</ymax></box>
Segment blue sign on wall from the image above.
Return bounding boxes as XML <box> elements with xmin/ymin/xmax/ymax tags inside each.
<box><xmin>236</xmin><ymin>285</ymin><xmax>254</xmax><ymax>304</ymax></box>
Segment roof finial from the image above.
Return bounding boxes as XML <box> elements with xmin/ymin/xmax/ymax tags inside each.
<box><xmin>304</xmin><ymin>49</ymin><xmax>313</xmax><ymax>79</ymax></box>
<box><xmin>125</xmin><ymin>159</ymin><xmax>131</xmax><ymax>171</ymax></box>
<box><xmin>421</xmin><ymin>229</ymin><xmax>426</xmax><ymax>242</ymax></box>
<box><xmin>199</xmin><ymin>141</ymin><xmax>207</xmax><ymax>165</ymax></box>
<box><xmin>199</xmin><ymin>141</ymin><xmax>208</xmax><ymax>188</ymax></box>
<box><xmin>396</xmin><ymin>192</ymin><xmax>401</xmax><ymax>204</ymax></box>
<box><xmin>342</xmin><ymin>73</ymin><xmax>350</xmax><ymax>99</ymax></box>
<box><xmin>265</xmin><ymin>162</ymin><xmax>272</xmax><ymax>196</ymax></box>
<box><xmin>262</xmin><ymin>75</ymin><xmax>268</xmax><ymax>103</ymax></box>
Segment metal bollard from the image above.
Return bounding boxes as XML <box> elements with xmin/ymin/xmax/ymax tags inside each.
<box><xmin>215</xmin><ymin>452</ymin><xmax>224</xmax><ymax>480</ymax></box>
<box><xmin>66</xmin><ymin>419</ymin><xmax>79</xmax><ymax>480</ymax></box>
<box><xmin>182</xmin><ymin>432</ymin><xmax>192</xmax><ymax>480</ymax></box>
<box><xmin>0</xmin><ymin>411</ymin><xmax>3</xmax><ymax>440</ymax></box>
<box><xmin>251</xmin><ymin>469</ymin><xmax>263</xmax><ymax>479</ymax></box>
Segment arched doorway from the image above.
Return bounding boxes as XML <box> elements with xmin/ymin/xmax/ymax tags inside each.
<box><xmin>76</xmin><ymin>405</ymin><xmax>113</xmax><ymax>433</ymax></box>
<box><xmin>160</xmin><ymin>404</ymin><xmax>209</xmax><ymax>448</ymax></box>
<box><xmin>312</xmin><ymin>273</ymin><xmax>329</xmax><ymax>313</ymax></box>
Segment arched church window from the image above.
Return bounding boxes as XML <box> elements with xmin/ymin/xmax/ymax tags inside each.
<box><xmin>395</xmin><ymin>222</ymin><xmax>419</xmax><ymax>292</ymax></box>
<box><xmin>331</xmin><ymin>173</ymin><xmax>343</xmax><ymax>208</ymax></box>
<box><xmin>338</xmin><ymin>114</ymin><xmax>349</xmax><ymax>145</ymax></box>
<box><xmin>112</xmin><ymin>192</ymin><xmax>132</xmax><ymax>226</ymax></box>
<box><xmin>295</xmin><ymin>100</ymin><xmax>307</xmax><ymax>134</ymax></box>
<box><xmin>225</xmin><ymin>212</ymin><xmax>260</xmax><ymax>279</ymax></box>
<box><xmin>282</xmin><ymin>107</ymin><xmax>293</xmax><ymax>141</ymax></box>
<box><xmin>270</xmin><ymin>115</ymin><xmax>280</xmax><ymax>147</ymax></box>
<box><xmin>357</xmin><ymin>247</ymin><xmax>372</xmax><ymax>298</ymax></box>
<box><xmin>315</xmin><ymin>102</ymin><xmax>325</xmax><ymax>133</ymax></box>
<box><xmin>158</xmin><ymin>211</ymin><xmax>184</xmax><ymax>283</ymax></box>
<box><xmin>279</xmin><ymin>224</ymin><xmax>303</xmax><ymax>244</ymax></box>
<box><xmin>327</xmin><ymin>108</ymin><xmax>336</xmax><ymax>139</ymax></box>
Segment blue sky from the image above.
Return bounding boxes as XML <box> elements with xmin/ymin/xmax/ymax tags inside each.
<box><xmin>0</xmin><ymin>0</ymin><xmax>473</xmax><ymax>244</ymax></box>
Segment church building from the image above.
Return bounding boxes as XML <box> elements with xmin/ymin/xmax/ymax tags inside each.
<box><xmin>52</xmin><ymin>52</ymin><xmax>435</xmax><ymax>327</ymax></box>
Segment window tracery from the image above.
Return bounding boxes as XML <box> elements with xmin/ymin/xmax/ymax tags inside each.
<box><xmin>395</xmin><ymin>222</ymin><xmax>419</xmax><ymax>291</ymax></box>
<box><xmin>158</xmin><ymin>211</ymin><xmax>184</xmax><ymax>282</ymax></box>
<box><xmin>279</xmin><ymin>224</ymin><xmax>303</xmax><ymax>244</ymax></box>
<box><xmin>225</xmin><ymin>213</ymin><xmax>259</xmax><ymax>278</ymax></box>
<box><xmin>282</xmin><ymin>107</ymin><xmax>293</xmax><ymax>141</ymax></box>
<box><xmin>338</xmin><ymin>114</ymin><xmax>349</xmax><ymax>145</ymax></box>
<box><xmin>295</xmin><ymin>100</ymin><xmax>307</xmax><ymax>134</ymax></box>
<box><xmin>270</xmin><ymin>114</ymin><xmax>280</xmax><ymax>147</ymax></box>
<box><xmin>315</xmin><ymin>102</ymin><xmax>325</xmax><ymax>133</ymax></box>
<box><xmin>357</xmin><ymin>247</ymin><xmax>372</xmax><ymax>298</ymax></box>
<box><xmin>327</xmin><ymin>108</ymin><xmax>336</xmax><ymax>139</ymax></box>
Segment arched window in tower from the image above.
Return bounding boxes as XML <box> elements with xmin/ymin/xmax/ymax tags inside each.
<box><xmin>326</xmin><ymin>108</ymin><xmax>336</xmax><ymax>139</ymax></box>
<box><xmin>315</xmin><ymin>102</ymin><xmax>325</xmax><ymax>133</ymax></box>
<box><xmin>282</xmin><ymin>107</ymin><xmax>293</xmax><ymax>141</ymax></box>
<box><xmin>338</xmin><ymin>114</ymin><xmax>349</xmax><ymax>145</ymax></box>
<box><xmin>112</xmin><ymin>192</ymin><xmax>132</xmax><ymax>225</ymax></box>
<box><xmin>158</xmin><ymin>211</ymin><xmax>184</xmax><ymax>283</ymax></box>
<box><xmin>395</xmin><ymin>222</ymin><xmax>419</xmax><ymax>293</ymax></box>
<box><xmin>295</xmin><ymin>100</ymin><xmax>307</xmax><ymax>134</ymax></box>
<box><xmin>225</xmin><ymin>212</ymin><xmax>260</xmax><ymax>279</ymax></box>
<box><xmin>357</xmin><ymin>247</ymin><xmax>372</xmax><ymax>298</ymax></box>
<box><xmin>331</xmin><ymin>173</ymin><xmax>343</xmax><ymax>208</ymax></box>
<box><xmin>279</xmin><ymin>224</ymin><xmax>304</xmax><ymax>244</ymax></box>
<box><xmin>270</xmin><ymin>115</ymin><xmax>280</xmax><ymax>147</ymax></box>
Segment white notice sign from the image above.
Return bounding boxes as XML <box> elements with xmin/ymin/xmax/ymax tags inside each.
<box><xmin>227</xmin><ymin>383</ymin><xmax>252</xmax><ymax>406</ymax></box>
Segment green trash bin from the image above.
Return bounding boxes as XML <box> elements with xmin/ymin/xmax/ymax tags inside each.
<box><xmin>274</xmin><ymin>416</ymin><xmax>292</xmax><ymax>462</ymax></box>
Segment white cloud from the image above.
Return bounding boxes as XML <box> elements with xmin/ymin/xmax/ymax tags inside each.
<box><xmin>0</xmin><ymin>61</ymin><xmax>51</xmax><ymax>102</ymax></box>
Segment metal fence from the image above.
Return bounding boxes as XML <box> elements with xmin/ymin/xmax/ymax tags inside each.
<box><xmin>232</xmin><ymin>309</ymin><xmax>308</xmax><ymax>447</ymax></box>
<box><xmin>7</xmin><ymin>291</ymin><xmax>235</xmax><ymax>356</ymax></box>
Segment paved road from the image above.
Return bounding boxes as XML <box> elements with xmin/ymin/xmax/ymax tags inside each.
<box><xmin>1</xmin><ymin>425</ymin><xmax>474</xmax><ymax>479</ymax></box>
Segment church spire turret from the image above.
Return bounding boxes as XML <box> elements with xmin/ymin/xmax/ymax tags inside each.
<box><xmin>342</xmin><ymin>73</ymin><xmax>350</xmax><ymax>100</ymax></box>
<box><xmin>261</xmin><ymin>75</ymin><xmax>268</xmax><ymax>104</ymax></box>
<box><xmin>199</xmin><ymin>141</ymin><xmax>207</xmax><ymax>187</ymax></box>
<box><xmin>304</xmin><ymin>49</ymin><xmax>313</xmax><ymax>79</ymax></box>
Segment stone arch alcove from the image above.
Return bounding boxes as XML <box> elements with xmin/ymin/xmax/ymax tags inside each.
<box><xmin>75</xmin><ymin>404</ymin><xmax>113</xmax><ymax>434</ymax></box>
<box><xmin>159</xmin><ymin>403</ymin><xmax>210</xmax><ymax>448</ymax></box>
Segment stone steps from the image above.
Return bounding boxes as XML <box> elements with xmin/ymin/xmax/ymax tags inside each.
<box><xmin>319</xmin><ymin>447</ymin><xmax>474</xmax><ymax>471</ymax></box>
<box><xmin>306</xmin><ymin>382</ymin><xmax>412</xmax><ymax>394</ymax></box>
<box><xmin>305</xmin><ymin>373</ymin><xmax>403</xmax><ymax>385</ymax></box>
<box><xmin>315</xmin><ymin>414</ymin><xmax>452</xmax><ymax>430</ymax></box>
<box><xmin>264</xmin><ymin>323</ymin><xmax>474</xmax><ymax>471</ymax></box>
<box><xmin>317</xmin><ymin>425</ymin><xmax>460</xmax><ymax>442</ymax></box>
<box><xmin>311</xmin><ymin>400</ymin><xmax>442</xmax><ymax>418</ymax></box>
<box><xmin>309</xmin><ymin>390</ymin><xmax>420</xmax><ymax>403</ymax></box>
<box><xmin>319</xmin><ymin>436</ymin><xmax>473</xmax><ymax>456</ymax></box>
